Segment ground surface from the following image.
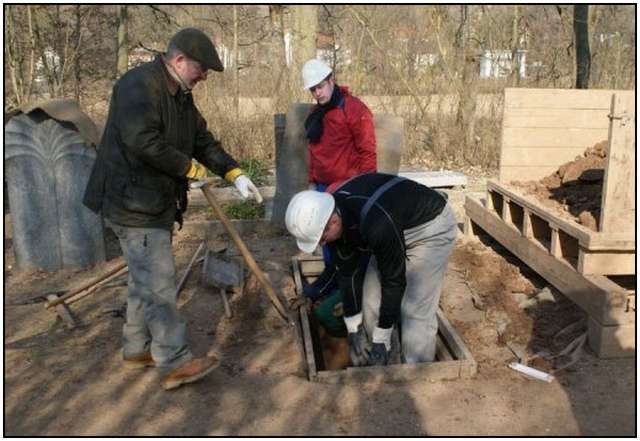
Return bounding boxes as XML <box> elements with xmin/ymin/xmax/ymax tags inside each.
<box><xmin>3</xmin><ymin>181</ymin><xmax>636</xmax><ymax>436</ymax></box>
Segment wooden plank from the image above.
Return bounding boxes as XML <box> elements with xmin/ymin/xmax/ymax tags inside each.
<box><xmin>587</xmin><ymin>316</ymin><xmax>635</xmax><ymax>359</ymax></box>
<box><xmin>578</xmin><ymin>250</ymin><xmax>636</xmax><ymax>276</ymax></box>
<box><xmin>599</xmin><ymin>93</ymin><xmax>636</xmax><ymax>235</ymax></box>
<box><xmin>316</xmin><ymin>360</ymin><xmax>464</xmax><ymax>384</ymax></box>
<box><xmin>504</xmin><ymin>88</ymin><xmax>630</xmax><ymax>110</ymax></box>
<box><xmin>299</xmin><ymin>258</ymin><xmax>325</xmax><ymax>276</ymax></box>
<box><xmin>437</xmin><ymin>308</ymin><xmax>475</xmax><ymax>363</ymax></box>
<box><xmin>502</xmin><ymin>127</ymin><xmax>608</xmax><ymax>149</ymax></box>
<box><xmin>522</xmin><ymin>208</ymin><xmax>533</xmax><ymax>239</ymax></box>
<box><xmin>500</xmin><ymin>165</ymin><xmax>566</xmax><ymax>183</ymax></box>
<box><xmin>299</xmin><ymin>306</ymin><xmax>318</xmax><ymax>381</ymax></box>
<box><xmin>293</xmin><ymin>257</ymin><xmax>319</xmax><ymax>377</ymax></box>
<box><xmin>465</xmin><ymin>196</ymin><xmax>633</xmax><ymax>325</ymax></box>
<box><xmin>550</xmin><ymin>228</ymin><xmax>561</xmax><ymax>258</ymax></box>
<box><xmin>503</xmin><ymin>108</ymin><xmax>611</xmax><ymax>129</ymax></box>
<box><xmin>500</xmin><ymin>147</ymin><xmax>593</xmax><ymax>167</ymax></box>
<box><xmin>435</xmin><ymin>334</ymin><xmax>454</xmax><ymax>361</ymax></box>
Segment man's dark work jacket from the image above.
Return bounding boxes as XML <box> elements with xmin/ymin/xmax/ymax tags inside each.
<box><xmin>83</xmin><ymin>55</ymin><xmax>239</xmax><ymax>229</ymax></box>
<box><xmin>316</xmin><ymin>173</ymin><xmax>447</xmax><ymax>329</ymax></box>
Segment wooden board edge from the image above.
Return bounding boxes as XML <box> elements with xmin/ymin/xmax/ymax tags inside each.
<box><xmin>437</xmin><ymin>308</ymin><xmax>475</xmax><ymax>362</ymax></box>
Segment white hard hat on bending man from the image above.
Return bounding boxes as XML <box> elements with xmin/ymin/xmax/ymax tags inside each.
<box><xmin>285</xmin><ymin>190</ymin><xmax>345</xmax><ymax>253</ymax></box>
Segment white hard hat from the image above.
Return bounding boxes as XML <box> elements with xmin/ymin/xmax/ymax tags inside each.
<box><xmin>302</xmin><ymin>59</ymin><xmax>332</xmax><ymax>90</ymax></box>
<box><xmin>285</xmin><ymin>190</ymin><xmax>335</xmax><ymax>253</ymax></box>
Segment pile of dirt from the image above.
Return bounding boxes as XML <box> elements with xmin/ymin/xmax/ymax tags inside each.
<box><xmin>511</xmin><ymin>141</ymin><xmax>608</xmax><ymax>231</ymax></box>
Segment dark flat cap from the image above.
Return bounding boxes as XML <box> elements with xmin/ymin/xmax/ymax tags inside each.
<box><xmin>169</xmin><ymin>28</ymin><xmax>224</xmax><ymax>72</ymax></box>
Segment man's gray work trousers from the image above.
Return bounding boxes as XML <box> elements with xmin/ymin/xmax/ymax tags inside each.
<box><xmin>109</xmin><ymin>223</ymin><xmax>193</xmax><ymax>369</ymax></box>
<box><xmin>362</xmin><ymin>203</ymin><xmax>457</xmax><ymax>363</ymax></box>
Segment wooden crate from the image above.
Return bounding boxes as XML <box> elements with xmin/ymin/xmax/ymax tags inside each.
<box><xmin>485</xmin><ymin>180</ymin><xmax>634</xmax><ymax>276</ymax></box>
<box><xmin>464</xmin><ymin>195</ymin><xmax>635</xmax><ymax>358</ymax></box>
<box><xmin>499</xmin><ymin>88</ymin><xmax>635</xmax><ymax>237</ymax></box>
<box><xmin>291</xmin><ymin>255</ymin><xmax>477</xmax><ymax>383</ymax></box>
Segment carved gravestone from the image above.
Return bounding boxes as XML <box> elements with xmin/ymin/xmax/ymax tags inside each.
<box><xmin>270</xmin><ymin>103</ymin><xmax>404</xmax><ymax>227</ymax></box>
<box><xmin>4</xmin><ymin>108</ymin><xmax>105</xmax><ymax>271</ymax></box>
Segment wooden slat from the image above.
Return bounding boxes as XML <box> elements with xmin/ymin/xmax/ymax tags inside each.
<box><xmin>299</xmin><ymin>259</ymin><xmax>325</xmax><ymax>276</ymax></box>
<box><xmin>316</xmin><ymin>360</ymin><xmax>467</xmax><ymax>383</ymax></box>
<box><xmin>578</xmin><ymin>250</ymin><xmax>636</xmax><ymax>276</ymax></box>
<box><xmin>587</xmin><ymin>316</ymin><xmax>635</xmax><ymax>359</ymax></box>
<box><xmin>503</xmin><ymin>108</ymin><xmax>611</xmax><ymax>129</ymax></box>
<box><xmin>500</xmin><ymin>166</ymin><xmax>566</xmax><ymax>183</ymax></box>
<box><xmin>599</xmin><ymin>93</ymin><xmax>636</xmax><ymax>235</ymax></box>
<box><xmin>299</xmin><ymin>306</ymin><xmax>318</xmax><ymax>381</ymax></box>
<box><xmin>435</xmin><ymin>334</ymin><xmax>454</xmax><ymax>361</ymax></box>
<box><xmin>502</xmin><ymin>127</ymin><xmax>608</xmax><ymax>148</ymax></box>
<box><xmin>500</xmin><ymin>147</ymin><xmax>593</xmax><ymax>167</ymax></box>
<box><xmin>437</xmin><ymin>308</ymin><xmax>475</xmax><ymax>362</ymax></box>
<box><xmin>465</xmin><ymin>196</ymin><xmax>632</xmax><ymax>326</ymax></box>
<box><xmin>504</xmin><ymin>88</ymin><xmax>631</xmax><ymax>110</ymax></box>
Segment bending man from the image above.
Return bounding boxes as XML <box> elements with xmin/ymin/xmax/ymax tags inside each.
<box><xmin>285</xmin><ymin>173</ymin><xmax>457</xmax><ymax>365</ymax></box>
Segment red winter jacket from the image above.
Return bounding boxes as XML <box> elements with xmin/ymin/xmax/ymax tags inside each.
<box><xmin>308</xmin><ymin>87</ymin><xmax>377</xmax><ymax>186</ymax></box>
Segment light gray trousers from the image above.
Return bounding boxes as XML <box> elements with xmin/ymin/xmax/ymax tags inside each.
<box><xmin>362</xmin><ymin>203</ymin><xmax>457</xmax><ymax>363</ymax></box>
<box><xmin>108</xmin><ymin>223</ymin><xmax>193</xmax><ymax>369</ymax></box>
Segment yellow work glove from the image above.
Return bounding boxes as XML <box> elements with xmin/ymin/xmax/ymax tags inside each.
<box><xmin>186</xmin><ymin>161</ymin><xmax>207</xmax><ymax>179</ymax></box>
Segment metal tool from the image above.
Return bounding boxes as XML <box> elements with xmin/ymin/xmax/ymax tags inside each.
<box><xmin>190</xmin><ymin>179</ymin><xmax>290</xmax><ymax>323</ymax></box>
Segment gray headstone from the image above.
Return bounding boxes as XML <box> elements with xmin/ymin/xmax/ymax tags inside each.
<box><xmin>270</xmin><ymin>104</ymin><xmax>405</xmax><ymax>227</ymax></box>
<box><xmin>4</xmin><ymin>110</ymin><xmax>105</xmax><ymax>271</ymax></box>
<box><xmin>271</xmin><ymin>103</ymin><xmax>312</xmax><ymax>228</ymax></box>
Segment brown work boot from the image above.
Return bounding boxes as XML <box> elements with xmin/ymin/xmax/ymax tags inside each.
<box><xmin>123</xmin><ymin>351</ymin><xmax>155</xmax><ymax>369</ymax></box>
<box><xmin>161</xmin><ymin>356</ymin><xmax>219</xmax><ymax>390</ymax></box>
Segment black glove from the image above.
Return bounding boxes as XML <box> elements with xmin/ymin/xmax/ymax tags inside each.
<box><xmin>368</xmin><ymin>342</ymin><xmax>389</xmax><ymax>366</ymax></box>
<box><xmin>347</xmin><ymin>325</ymin><xmax>369</xmax><ymax>367</ymax></box>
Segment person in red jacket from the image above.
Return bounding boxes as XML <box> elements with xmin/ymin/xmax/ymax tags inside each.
<box><xmin>296</xmin><ymin>59</ymin><xmax>377</xmax><ymax>337</ymax></box>
<box><xmin>302</xmin><ymin>58</ymin><xmax>377</xmax><ymax>190</ymax></box>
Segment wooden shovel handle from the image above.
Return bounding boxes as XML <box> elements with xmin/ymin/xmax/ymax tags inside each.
<box><xmin>200</xmin><ymin>183</ymin><xmax>289</xmax><ymax>322</ymax></box>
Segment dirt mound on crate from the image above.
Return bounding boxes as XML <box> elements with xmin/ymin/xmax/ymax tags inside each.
<box><xmin>511</xmin><ymin>141</ymin><xmax>608</xmax><ymax>231</ymax></box>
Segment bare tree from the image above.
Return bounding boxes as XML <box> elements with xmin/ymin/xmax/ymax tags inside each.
<box><xmin>574</xmin><ymin>5</ymin><xmax>590</xmax><ymax>89</ymax></box>
<box><xmin>116</xmin><ymin>5</ymin><xmax>129</xmax><ymax>78</ymax></box>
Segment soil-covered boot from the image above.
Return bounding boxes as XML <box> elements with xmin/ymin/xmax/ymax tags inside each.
<box><xmin>161</xmin><ymin>356</ymin><xmax>219</xmax><ymax>390</ymax></box>
<box><xmin>123</xmin><ymin>351</ymin><xmax>155</xmax><ymax>369</ymax></box>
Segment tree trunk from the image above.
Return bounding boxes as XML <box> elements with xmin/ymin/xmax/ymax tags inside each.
<box><xmin>233</xmin><ymin>5</ymin><xmax>240</xmax><ymax>119</ymax></box>
<box><xmin>74</xmin><ymin>5</ymin><xmax>81</xmax><ymax>102</ymax></box>
<box><xmin>291</xmin><ymin>5</ymin><xmax>317</xmax><ymax>96</ymax></box>
<box><xmin>116</xmin><ymin>5</ymin><xmax>129</xmax><ymax>78</ymax></box>
<box><xmin>510</xmin><ymin>5</ymin><xmax>520</xmax><ymax>86</ymax></box>
<box><xmin>574</xmin><ymin>5</ymin><xmax>590</xmax><ymax>89</ymax></box>
<box><xmin>456</xmin><ymin>5</ymin><xmax>477</xmax><ymax>162</ymax></box>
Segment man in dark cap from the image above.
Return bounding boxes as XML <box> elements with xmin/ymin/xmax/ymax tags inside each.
<box><xmin>84</xmin><ymin>28</ymin><xmax>261</xmax><ymax>390</ymax></box>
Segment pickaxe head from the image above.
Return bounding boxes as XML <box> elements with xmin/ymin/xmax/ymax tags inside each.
<box><xmin>189</xmin><ymin>178</ymin><xmax>212</xmax><ymax>190</ymax></box>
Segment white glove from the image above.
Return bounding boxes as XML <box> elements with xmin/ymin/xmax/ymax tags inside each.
<box><xmin>372</xmin><ymin>326</ymin><xmax>393</xmax><ymax>351</ymax></box>
<box><xmin>234</xmin><ymin>175</ymin><xmax>263</xmax><ymax>203</ymax></box>
<box><xmin>343</xmin><ymin>312</ymin><xmax>363</xmax><ymax>334</ymax></box>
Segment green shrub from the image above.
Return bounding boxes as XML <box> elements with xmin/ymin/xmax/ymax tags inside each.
<box><xmin>217</xmin><ymin>200</ymin><xmax>265</xmax><ymax>219</ymax></box>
